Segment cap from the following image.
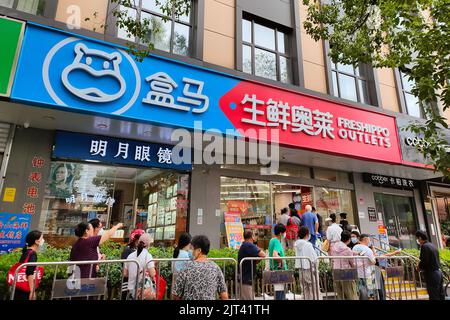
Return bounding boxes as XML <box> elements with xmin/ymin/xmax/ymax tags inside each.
<box><xmin>130</xmin><ymin>229</ymin><xmax>144</xmax><ymax>243</ymax></box>
<box><xmin>139</xmin><ymin>233</ymin><xmax>154</xmax><ymax>247</ymax></box>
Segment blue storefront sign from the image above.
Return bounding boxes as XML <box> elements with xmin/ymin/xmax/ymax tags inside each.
<box><xmin>0</xmin><ymin>213</ymin><xmax>32</xmax><ymax>254</ymax></box>
<box><xmin>53</xmin><ymin>131</ymin><xmax>191</xmax><ymax>171</ymax></box>
<box><xmin>11</xmin><ymin>23</ymin><xmax>240</xmax><ymax>134</ymax></box>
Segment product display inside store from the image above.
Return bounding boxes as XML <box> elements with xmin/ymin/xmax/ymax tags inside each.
<box><xmin>39</xmin><ymin>161</ymin><xmax>189</xmax><ymax>247</ymax></box>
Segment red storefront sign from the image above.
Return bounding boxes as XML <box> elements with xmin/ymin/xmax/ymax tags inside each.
<box><xmin>219</xmin><ymin>81</ymin><xmax>402</xmax><ymax>164</ymax></box>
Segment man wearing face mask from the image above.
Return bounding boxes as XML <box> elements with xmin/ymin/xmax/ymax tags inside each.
<box><xmin>416</xmin><ymin>230</ymin><xmax>445</xmax><ymax>300</ymax></box>
<box><xmin>238</xmin><ymin>230</ymin><xmax>266</xmax><ymax>300</ymax></box>
<box><xmin>294</xmin><ymin>227</ymin><xmax>319</xmax><ymax>300</ymax></box>
<box><xmin>352</xmin><ymin>234</ymin><xmax>377</xmax><ymax>300</ymax></box>
<box><xmin>269</xmin><ymin>224</ymin><xmax>288</xmax><ymax>300</ymax></box>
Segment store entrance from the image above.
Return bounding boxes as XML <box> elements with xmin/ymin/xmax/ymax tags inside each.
<box><xmin>433</xmin><ymin>193</ymin><xmax>450</xmax><ymax>248</ymax></box>
<box><xmin>374</xmin><ymin>193</ymin><xmax>418</xmax><ymax>249</ymax></box>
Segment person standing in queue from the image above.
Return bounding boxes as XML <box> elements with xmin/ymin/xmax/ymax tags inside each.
<box><xmin>238</xmin><ymin>230</ymin><xmax>266</xmax><ymax>300</ymax></box>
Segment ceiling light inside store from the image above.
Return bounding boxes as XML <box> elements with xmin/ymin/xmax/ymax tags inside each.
<box><xmin>321</xmin><ymin>187</ymin><xmax>329</xmax><ymax>194</ymax></box>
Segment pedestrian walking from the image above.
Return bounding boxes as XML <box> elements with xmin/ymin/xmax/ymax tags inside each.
<box><xmin>416</xmin><ymin>230</ymin><xmax>445</xmax><ymax>300</ymax></box>
<box><xmin>294</xmin><ymin>226</ymin><xmax>318</xmax><ymax>300</ymax></box>
<box><xmin>238</xmin><ymin>230</ymin><xmax>266</xmax><ymax>300</ymax></box>
<box><xmin>172</xmin><ymin>235</ymin><xmax>228</xmax><ymax>300</ymax></box>
<box><xmin>11</xmin><ymin>230</ymin><xmax>45</xmax><ymax>300</ymax></box>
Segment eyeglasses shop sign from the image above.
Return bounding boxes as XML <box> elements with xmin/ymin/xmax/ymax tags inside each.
<box><xmin>362</xmin><ymin>173</ymin><xmax>415</xmax><ymax>189</ymax></box>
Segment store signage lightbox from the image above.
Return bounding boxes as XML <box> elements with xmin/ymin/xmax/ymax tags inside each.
<box><xmin>0</xmin><ymin>17</ymin><xmax>25</xmax><ymax>97</ymax></box>
<box><xmin>53</xmin><ymin>131</ymin><xmax>192</xmax><ymax>171</ymax></box>
<box><xmin>12</xmin><ymin>23</ymin><xmax>402</xmax><ymax>164</ymax></box>
<box><xmin>362</xmin><ymin>173</ymin><xmax>416</xmax><ymax>189</ymax></box>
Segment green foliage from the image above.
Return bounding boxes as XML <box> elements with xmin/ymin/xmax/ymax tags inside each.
<box><xmin>302</xmin><ymin>0</ymin><xmax>450</xmax><ymax>178</ymax></box>
<box><xmin>2</xmin><ymin>244</ymin><xmax>448</xmax><ymax>299</ymax></box>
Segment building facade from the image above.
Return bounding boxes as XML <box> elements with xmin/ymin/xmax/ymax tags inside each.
<box><xmin>0</xmin><ymin>0</ymin><xmax>449</xmax><ymax>251</ymax></box>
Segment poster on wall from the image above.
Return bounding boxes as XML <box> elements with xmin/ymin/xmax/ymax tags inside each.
<box><xmin>0</xmin><ymin>213</ymin><xmax>32</xmax><ymax>254</ymax></box>
<box><xmin>368</xmin><ymin>207</ymin><xmax>377</xmax><ymax>222</ymax></box>
<box><xmin>225</xmin><ymin>222</ymin><xmax>244</xmax><ymax>249</ymax></box>
<box><xmin>226</xmin><ymin>201</ymin><xmax>249</xmax><ymax>215</ymax></box>
<box><xmin>224</xmin><ymin>212</ymin><xmax>242</xmax><ymax>223</ymax></box>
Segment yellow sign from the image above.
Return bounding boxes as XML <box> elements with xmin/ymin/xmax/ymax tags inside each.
<box><xmin>3</xmin><ymin>188</ymin><xmax>16</xmax><ymax>202</ymax></box>
<box><xmin>225</xmin><ymin>222</ymin><xmax>244</xmax><ymax>249</ymax></box>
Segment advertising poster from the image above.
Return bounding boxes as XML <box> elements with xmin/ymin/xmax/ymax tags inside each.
<box><xmin>0</xmin><ymin>213</ymin><xmax>32</xmax><ymax>254</ymax></box>
<box><xmin>224</xmin><ymin>212</ymin><xmax>242</xmax><ymax>223</ymax></box>
<box><xmin>225</xmin><ymin>222</ymin><xmax>244</xmax><ymax>249</ymax></box>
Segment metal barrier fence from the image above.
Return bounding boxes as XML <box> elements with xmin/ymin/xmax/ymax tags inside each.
<box><xmin>137</xmin><ymin>258</ymin><xmax>238</xmax><ymax>300</ymax></box>
<box><xmin>9</xmin><ymin>259</ymin><xmax>140</xmax><ymax>300</ymax></box>
<box><xmin>375</xmin><ymin>256</ymin><xmax>420</xmax><ymax>300</ymax></box>
<box><xmin>317</xmin><ymin>256</ymin><xmax>373</xmax><ymax>300</ymax></box>
<box><xmin>238</xmin><ymin>256</ymin><xmax>319</xmax><ymax>300</ymax></box>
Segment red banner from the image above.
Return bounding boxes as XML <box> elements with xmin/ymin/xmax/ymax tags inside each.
<box><xmin>220</xmin><ymin>81</ymin><xmax>402</xmax><ymax>164</ymax></box>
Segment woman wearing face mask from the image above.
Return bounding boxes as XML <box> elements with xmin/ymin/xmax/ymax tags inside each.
<box><xmin>348</xmin><ymin>230</ymin><xmax>360</xmax><ymax>249</ymax></box>
<box><xmin>14</xmin><ymin>230</ymin><xmax>45</xmax><ymax>300</ymax></box>
<box><xmin>172</xmin><ymin>233</ymin><xmax>192</xmax><ymax>274</ymax></box>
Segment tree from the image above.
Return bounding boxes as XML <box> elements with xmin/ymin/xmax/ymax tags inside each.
<box><xmin>302</xmin><ymin>0</ymin><xmax>450</xmax><ymax>179</ymax></box>
<box><xmin>102</xmin><ymin>0</ymin><xmax>191</xmax><ymax>61</ymax></box>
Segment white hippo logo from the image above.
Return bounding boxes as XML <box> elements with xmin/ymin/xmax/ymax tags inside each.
<box><xmin>61</xmin><ymin>43</ymin><xmax>126</xmax><ymax>102</ymax></box>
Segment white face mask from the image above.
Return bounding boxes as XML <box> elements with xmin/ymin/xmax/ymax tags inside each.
<box><xmin>39</xmin><ymin>239</ymin><xmax>45</xmax><ymax>247</ymax></box>
<box><xmin>351</xmin><ymin>238</ymin><xmax>358</xmax><ymax>244</ymax></box>
<box><xmin>416</xmin><ymin>239</ymin><xmax>421</xmax><ymax>245</ymax></box>
<box><xmin>282</xmin><ymin>233</ymin><xmax>286</xmax><ymax>239</ymax></box>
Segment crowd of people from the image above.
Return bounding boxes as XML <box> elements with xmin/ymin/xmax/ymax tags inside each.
<box><xmin>9</xmin><ymin>213</ymin><xmax>447</xmax><ymax>301</ymax></box>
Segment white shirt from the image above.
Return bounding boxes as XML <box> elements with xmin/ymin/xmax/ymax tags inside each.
<box><xmin>352</xmin><ymin>244</ymin><xmax>376</xmax><ymax>279</ymax></box>
<box><xmin>125</xmin><ymin>248</ymin><xmax>155</xmax><ymax>291</ymax></box>
<box><xmin>326</xmin><ymin>223</ymin><xmax>343</xmax><ymax>243</ymax></box>
<box><xmin>294</xmin><ymin>239</ymin><xmax>317</xmax><ymax>269</ymax></box>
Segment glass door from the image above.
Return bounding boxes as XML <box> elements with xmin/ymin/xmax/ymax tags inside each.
<box><xmin>374</xmin><ymin>193</ymin><xmax>418</xmax><ymax>249</ymax></box>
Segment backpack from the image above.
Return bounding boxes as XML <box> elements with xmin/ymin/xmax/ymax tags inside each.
<box><xmin>7</xmin><ymin>250</ymin><xmax>44</xmax><ymax>293</ymax></box>
<box><xmin>286</xmin><ymin>217</ymin><xmax>299</xmax><ymax>240</ymax></box>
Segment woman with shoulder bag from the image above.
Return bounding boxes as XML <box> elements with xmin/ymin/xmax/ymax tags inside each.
<box><xmin>11</xmin><ymin>230</ymin><xmax>45</xmax><ymax>300</ymax></box>
<box><xmin>124</xmin><ymin>233</ymin><xmax>156</xmax><ymax>300</ymax></box>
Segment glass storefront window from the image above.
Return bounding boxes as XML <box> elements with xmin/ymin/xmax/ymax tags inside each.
<box><xmin>314</xmin><ymin>168</ymin><xmax>350</xmax><ymax>183</ymax></box>
<box><xmin>314</xmin><ymin>187</ymin><xmax>355</xmax><ymax>225</ymax></box>
<box><xmin>39</xmin><ymin>161</ymin><xmax>189</xmax><ymax>247</ymax></box>
<box><xmin>220</xmin><ymin>177</ymin><xmax>272</xmax><ymax>249</ymax></box>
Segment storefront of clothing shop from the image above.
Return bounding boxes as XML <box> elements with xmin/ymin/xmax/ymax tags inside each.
<box><xmin>0</xmin><ymin>21</ymin><xmax>441</xmax><ymax>251</ymax></box>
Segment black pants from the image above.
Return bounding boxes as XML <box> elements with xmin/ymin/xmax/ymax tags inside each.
<box><xmin>425</xmin><ymin>270</ymin><xmax>445</xmax><ymax>300</ymax></box>
<box><xmin>13</xmin><ymin>289</ymin><xmax>29</xmax><ymax>300</ymax></box>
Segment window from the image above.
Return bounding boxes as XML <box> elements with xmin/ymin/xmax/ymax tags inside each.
<box><xmin>0</xmin><ymin>0</ymin><xmax>46</xmax><ymax>15</ymax></box>
<box><xmin>242</xmin><ymin>16</ymin><xmax>292</xmax><ymax>84</ymax></box>
<box><xmin>331</xmin><ymin>61</ymin><xmax>372</xmax><ymax>105</ymax></box>
<box><xmin>314</xmin><ymin>168</ymin><xmax>350</xmax><ymax>184</ymax></box>
<box><xmin>39</xmin><ymin>161</ymin><xmax>190</xmax><ymax>248</ymax></box>
<box><xmin>398</xmin><ymin>69</ymin><xmax>425</xmax><ymax>118</ymax></box>
<box><xmin>117</xmin><ymin>0</ymin><xmax>192</xmax><ymax>56</ymax></box>
<box><xmin>314</xmin><ymin>187</ymin><xmax>355</xmax><ymax>224</ymax></box>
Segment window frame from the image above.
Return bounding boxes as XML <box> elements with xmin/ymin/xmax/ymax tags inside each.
<box><xmin>113</xmin><ymin>0</ymin><xmax>195</xmax><ymax>58</ymax></box>
<box><xmin>393</xmin><ymin>67</ymin><xmax>442</xmax><ymax>119</ymax></box>
<box><xmin>324</xmin><ymin>41</ymin><xmax>381</xmax><ymax>107</ymax></box>
<box><xmin>241</xmin><ymin>15</ymin><xmax>292</xmax><ymax>83</ymax></box>
<box><xmin>0</xmin><ymin>0</ymin><xmax>57</xmax><ymax>21</ymax></box>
